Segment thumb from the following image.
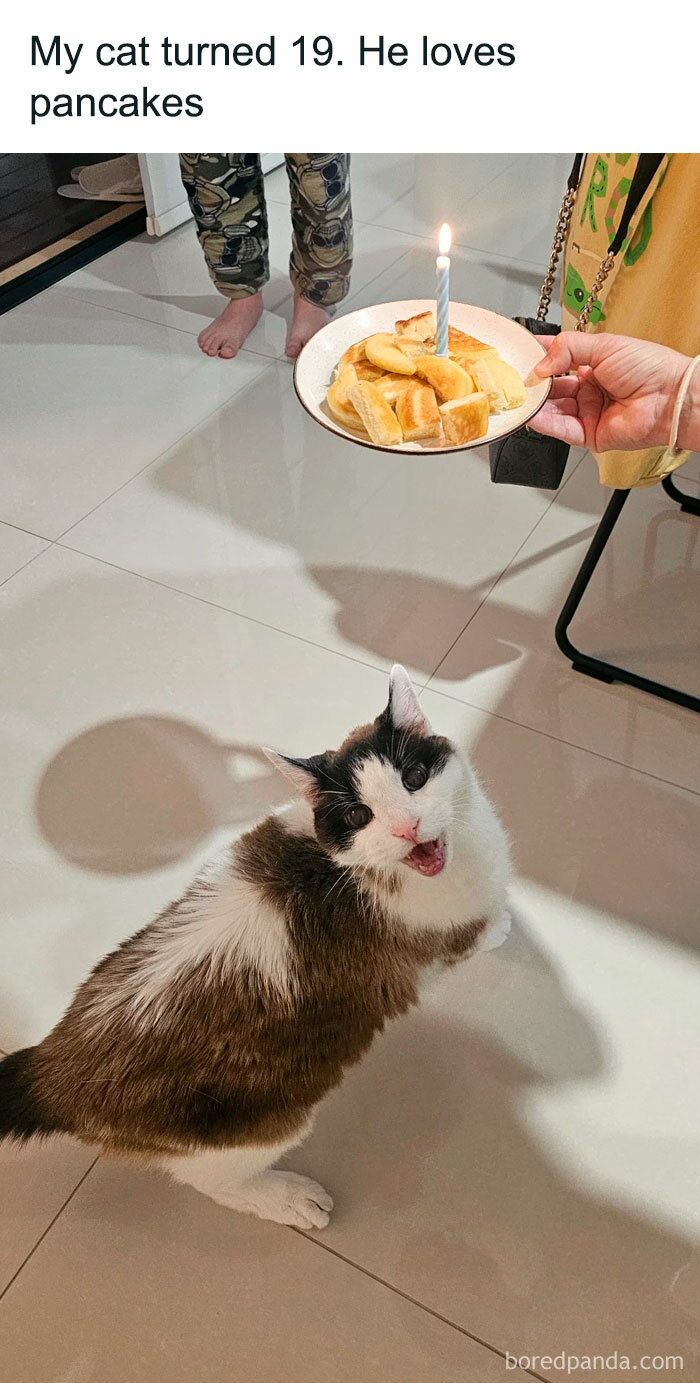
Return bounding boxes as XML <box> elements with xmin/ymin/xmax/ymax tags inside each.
<box><xmin>533</xmin><ymin>332</ymin><xmax>602</xmax><ymax>378</ymax></box>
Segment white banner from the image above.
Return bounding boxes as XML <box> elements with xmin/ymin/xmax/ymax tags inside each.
<box><xmin>0</xmin><ymin>0</ymin><xmax>697</xmax><ymax>151</ymax></box>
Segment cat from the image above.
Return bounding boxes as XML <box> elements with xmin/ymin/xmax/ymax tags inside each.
<box><xmin>0</xmin><ymin>666</ymin><xmax>511</xmax><ymax>1230</ymax></box>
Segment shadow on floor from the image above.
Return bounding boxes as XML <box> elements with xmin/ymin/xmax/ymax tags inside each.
<box><xmin>35</xmin><ymin>717</ymin><xmax>288</xmax><ymax>874</ymax></box>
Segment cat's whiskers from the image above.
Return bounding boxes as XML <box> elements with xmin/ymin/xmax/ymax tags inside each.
<box><xmin>321</xmin><ymin>863</ymin><xmax>356</xmax><ymax>909</ymax></box>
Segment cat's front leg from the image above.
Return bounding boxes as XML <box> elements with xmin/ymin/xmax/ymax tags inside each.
<box><xmin>160</xmin><ymin>1128</ymin><xmax>333</xmax><ymax>1229</ymax></box>
<box><xmin>477</xmin><ymin>908</ymin><xmax>512</xmax><ymax>953</ymax></box>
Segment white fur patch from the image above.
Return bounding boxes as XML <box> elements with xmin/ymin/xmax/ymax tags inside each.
<box><xmin>275</xmin><ymin>797</ymin><xmax>316</xmax><ymax>837</ymax></box>
<box><xmin>161</xmin><ymin>1123</ymin><xmax>332</xmax><ymax>1227</ymax></box>
<box><xmin>352</xmin><ymin>756</ymin><xmax>409</xmax><ymax>826</ymax></box>
<box><xmin>344</xmin><ymin>748</ymin><xmax>511</xmax><ymax>944</ymax></box>
<box><xmin>89</xmin><ymin>845</ymin><xmax>293</xmax><ymax>1029</ymax></box>
<box><xmin>342</xmin><ymin>752</ymin><xmax>466</xmax><ymax>881</ymax></box>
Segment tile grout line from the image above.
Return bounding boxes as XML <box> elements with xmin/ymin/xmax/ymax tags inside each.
<box><xmin>52</xmin><ymin>540</ymin><xmax>699</xmax><ymax>799</ymax></box>
<box><xmin>264</xmin><ymin>155</ymin><xmax>528</xmax><ymax>252</ymax></box>
<box><xmin>425</xmin><ymin>451</ymin><xmax>588</xmax><ymax>685</ymax></box>
<box><xmin>56</xmin><ymin>190</ymin><xmax>546</xmax><ymax>346</ymax></box>
<box><xmin>45</xmin><ymin>242</ymin><xmax>436</xmax><ymax>549</ymax></box>
<box><xmin>0</xmin><ymin>518</ymin><xmax>53</xmax><ymax>543</ymax></box>
<box><xmin>0</xmin><ymin>1129</ymin><xmax>544</xmax><ymax>1383</ymax></box>
<box><xmin>292</xmin><ymin>1230</ymin><xmax>549</xmax><ymax>1382</ymax></box>
<box><xmin>53</xmin><ymin>539</ymin><xmax>428</xmax><ymax>685</ymax></box>
<box><xmin>52</xmin><ymin>285</ymin><xmax>290</xmax><ymax>360</ymax></box>
<box><xmin>0</xmin><ymin>1156</ymin><xmax>100</xmax><ymax>1307</ymax></box>
<box><xmin>47</xmin><ymin>235</ymin><xmax>555</xmax><ymax>552</ymax></box>
<box><xmin>51</xmin><ymin>358</ymin><xmax>281</xmax><ymax>546</ymax></box>
<box><xmin>425</xmin><ymin>680</ymin><xmax>700</xmax><ymax>800</ymax></box>
<box><xmin>0</xmin><ymin>542</ymin><xmax>56</xmax><ymax>593</ymax></box>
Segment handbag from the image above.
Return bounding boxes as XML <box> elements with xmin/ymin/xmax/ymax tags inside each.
<box><xmin>489</xmin><ymin>153</ymin><xmax>665</xmax><ymax>489</ymax></box>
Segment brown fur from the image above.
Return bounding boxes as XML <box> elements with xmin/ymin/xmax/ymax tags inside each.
<box><xmin>19</xmin><ymin>816</ymin><xmax>484</xmax><ymax>1158</ymax></box>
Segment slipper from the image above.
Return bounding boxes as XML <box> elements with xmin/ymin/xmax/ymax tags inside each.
<box><xmin>58</xmin><ymin>155</ymin><xmax>144</xmax><ymax>203</ymax></box>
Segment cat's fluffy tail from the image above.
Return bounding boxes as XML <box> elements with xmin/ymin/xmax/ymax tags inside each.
<box><xmin>0</xmin><ymin>1048</ymin><xmax>57</xmax><ymax>1142</ymax></box>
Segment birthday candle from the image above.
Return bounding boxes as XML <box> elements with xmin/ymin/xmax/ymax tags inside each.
<box><xmin>436</xmin><ymin>223</ymin><xmax>451</xmax><ymax>357</ymax></box>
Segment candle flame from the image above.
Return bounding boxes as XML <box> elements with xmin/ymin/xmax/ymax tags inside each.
<box><xmin>438</xmin><ymin>222</ymin><xmax>452</xmax><ymax>255</ymax></box>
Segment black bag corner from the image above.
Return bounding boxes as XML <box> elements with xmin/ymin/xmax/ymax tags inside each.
<box><xmin>489</xmin><ymin>317</ymin><xmax>569</xmax><ymax>491</ymax></box>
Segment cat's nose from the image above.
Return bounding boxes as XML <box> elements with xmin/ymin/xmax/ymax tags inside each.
<box><xmin>393</xmin><ymin>819</ymin><xmax>419</xmax><ymax>844</ymax></box>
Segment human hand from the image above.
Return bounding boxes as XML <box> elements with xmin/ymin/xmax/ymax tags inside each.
<box><xmin>530</xmin><ymin>333</ymin><xmax>694</xmax><ymax>452</ymax></box>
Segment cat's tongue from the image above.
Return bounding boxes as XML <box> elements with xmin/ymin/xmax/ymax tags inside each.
<box><xmin>405</xmin><ymin>837</ymin><xmax>446</xmax><ymax>877</ymax></box>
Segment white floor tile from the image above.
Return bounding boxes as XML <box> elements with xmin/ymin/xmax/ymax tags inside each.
<box><xmin>369</xmin><ymin>153</ymin><xmax>518</xmax><ymax>241</ymax></box>
<box><xmin>0</xmin><ymin>524</ymin><xmax>48</xmax><ymax>585</ymax></box>
<box><xmin>64</xmin><ymin>359</ymin><xmax>577</xmax><ymax>675</ymax></box>
<box><xmin>0</xmin><ymin>1157</ymin><xmax>508</xmax><ymax>1382</ymax></box>
<box><xmin>676</xmin><ymin>454</ymin><xmax>700</xmax><ymax>489</ymax></box>
<box><xmin>429</xmin><ymin>458</ymin><xmax>700</xmax><ymax>791</ymax></box>
<box><xmin>0</xmin><ymin>294</ymin><xmax>271</xmax><ymax>538</ymax></box>
<box><xmin>451</xmin><ymin>154</ymin><xmax>575</xmax><ymax>265</ymax></box>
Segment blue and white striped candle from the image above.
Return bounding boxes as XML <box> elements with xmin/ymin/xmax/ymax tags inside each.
<box><xmin>435</xmin><ymin>223</ymin><xmax>452</xmax><ymax>357</ymax></box>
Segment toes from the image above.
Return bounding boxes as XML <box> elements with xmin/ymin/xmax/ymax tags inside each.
<box><xmin>307</xmin><ymin>1184</ymin><xmax>333</xmax><ymax>1214</ymax></box>
<box><xmin>219</xmin><ymin>344</ymin><xmax>236</xmax><ymax>359</ymax></box>
<box><xmin>296</xmin><ymin>1199</ymin><xmax>331</xmax><ymax>1230</ymax></box>
<box><xmin>290</xmin><ymin>1179</ymin><xmax>332</xmax><ymax>1229</ymax></box>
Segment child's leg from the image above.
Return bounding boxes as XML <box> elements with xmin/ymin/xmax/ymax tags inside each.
<box><xmin>284</xmin><ymin>154</ymin><xmax>353</xmax><ymax>357</ymax></box>
<box><xmin>178</xmin><ymin>153</ymin><xmax>268</xmax><ymax>358</ymax></box>
<box><xmin>160</xmin><ymin>1133</ymin><xmax>332</xmax><ymax>1229</ymax></box>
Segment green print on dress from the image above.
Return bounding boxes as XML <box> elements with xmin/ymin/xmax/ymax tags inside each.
<box><xmin>563</xmin><ymin>264</ymin><xmax>605</xmax><ymax>323</ymax></box>
<box><xmin>580</xmin><ymin>156</ymin><xmax>609</xmax><ymax>233</ymax></box>
<box><xmin>624</xmin><ymin>201</ymin><xmax>653</xmax><ymax>266</ymax></box>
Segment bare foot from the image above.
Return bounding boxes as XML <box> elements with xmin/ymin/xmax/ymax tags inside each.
<box><xmin>286</xmin><ymin>294</ymin><xmax>331</xmax><ymax>359</ymax></box>
<box><xmin>197</xmin><ymin>293</ymin><xmax>263</xmax><ymax>359</ymax></box>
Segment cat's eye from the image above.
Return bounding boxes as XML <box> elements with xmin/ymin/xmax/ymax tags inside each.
<box><xmin>402</xmin><ymin>764</ymin><xmax>428</xmax><ymax>792</ymax></box>
<box><xmin>344</xmin><ymin>804</ymin><xmax>372</xmax><ymax>830</ymax></box>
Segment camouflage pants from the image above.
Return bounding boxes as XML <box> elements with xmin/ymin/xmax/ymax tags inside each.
<box><xmin>179</xmin><ymin>153</ymin><xmax>352</xmax><ymax>307</ymax></box>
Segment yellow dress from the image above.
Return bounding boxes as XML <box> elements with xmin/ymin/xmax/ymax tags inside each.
<box><xmin>561</xmin><ymin>153</ymin><xmax>700</xmax><ymax>487</ymax></box>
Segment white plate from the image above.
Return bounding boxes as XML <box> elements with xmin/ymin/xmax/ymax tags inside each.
<box><xmin>294</xmin><ymin>298</ymin><xmax>552</xmax><ymax>455</ymax></box>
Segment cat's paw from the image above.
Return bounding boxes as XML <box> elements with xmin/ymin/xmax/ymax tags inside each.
<box><xmin>478</xmin><ymin>910</ymin><xmax>512</xmax><ymax>953</ymax></box>
<box><xmin>244</xmin><ymin>1170</ymin><xmax>333</xmax><ymax>1230</ymax></box>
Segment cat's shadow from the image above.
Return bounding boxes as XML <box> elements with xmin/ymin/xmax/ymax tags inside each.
<box><xmin>34</xmin><ymin>715</ymin><xmax>290</xmax><ymax>875</ymax></box>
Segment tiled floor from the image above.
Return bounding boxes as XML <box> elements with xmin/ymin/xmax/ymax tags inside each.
<box><xmin>1</xmin><ymin>155</ymin><xmax>699</xmax><ymax>1382</ymax></box>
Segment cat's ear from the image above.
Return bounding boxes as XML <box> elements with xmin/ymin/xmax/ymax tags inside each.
<box><xmin>262</xmin><ymin>748</ymin><xmax>325</xmax><ymax>802</ymax></box>
<box><xmin>385</xmin><ymin>664</ymin><xmax>431</xmax><ymax>735</ymax></box>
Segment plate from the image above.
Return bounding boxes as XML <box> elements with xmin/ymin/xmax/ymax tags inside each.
<box><xmin>293</xmin><ymin>298</ymin><xmax>552</xmax><ymax>455</ymax></box>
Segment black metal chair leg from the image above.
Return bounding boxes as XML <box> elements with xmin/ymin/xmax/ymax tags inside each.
<box><xmin>554</xmin><ymin>487</ymin><xmax>700</xmax><ymax>712</ymax></box>
<box><xmin>662</xmin><ymin>472</ymin><xmax>700</xmax><ymax>516</ymax></box>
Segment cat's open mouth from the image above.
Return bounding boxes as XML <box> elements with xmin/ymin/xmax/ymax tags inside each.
<box><xmin>404</xmin><ymin>836</ymin><xmax>446</xmax><ymax>877</ymax></box>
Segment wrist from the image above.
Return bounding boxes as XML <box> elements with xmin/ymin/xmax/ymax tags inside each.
<box><xmin>677</xmin><ymin>361</ymin><xmax>700</xmax><ymax>453</ymax></box>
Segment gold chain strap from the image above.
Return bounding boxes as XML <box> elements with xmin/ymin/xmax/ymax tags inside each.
<box><xmin>536</xmin><ymin>187</ymin><xmax>576</xmax><ymax>322</ymax></box>
<box><xmin>537</xmin><ymin>177</ymin><xmax>617</xmax><ymax>333</ymax></box>
<box><xmin>575</xmin><ymin>252</ymin><xmax>616</xmax><ymax>331</ymax></box>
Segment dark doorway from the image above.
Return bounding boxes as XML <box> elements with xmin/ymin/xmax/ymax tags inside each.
<box><xmin>0</xmin><ymin>154</ymin><xmax>146</xmax><ymax>313</ymax></box>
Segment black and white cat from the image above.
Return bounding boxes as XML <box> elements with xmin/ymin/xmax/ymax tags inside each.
<box><xmin>0</xmin><ymin>667</ymin><xmax>511</xmax><ymax>1230</ymax></box>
